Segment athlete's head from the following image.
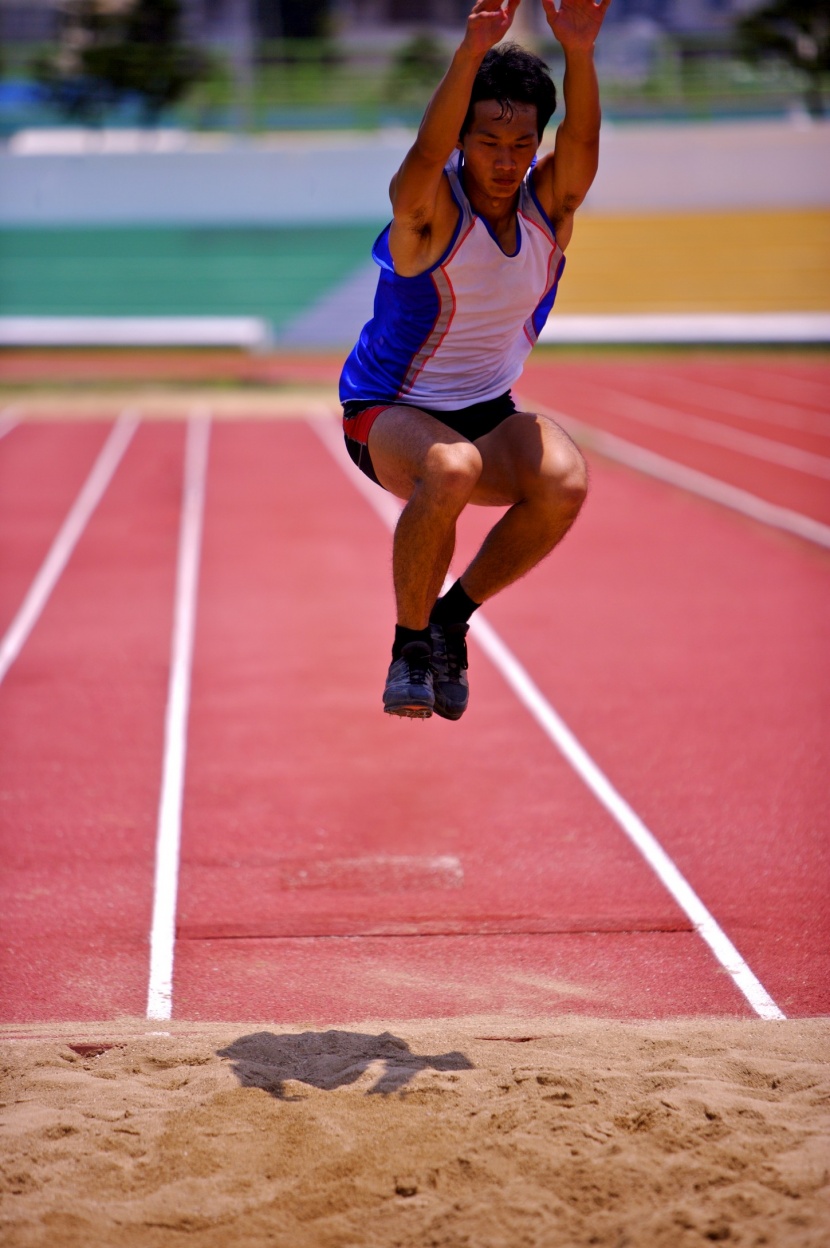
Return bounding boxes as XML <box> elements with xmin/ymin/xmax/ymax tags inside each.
<box><xmin>460</xmin><ymin>43</ymin><xmax>557</xmax><ymax>143</ymax></box>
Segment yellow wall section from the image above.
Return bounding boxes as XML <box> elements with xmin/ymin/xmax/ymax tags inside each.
<box><xmin>557</xmin><ymin>210</ymin><xmax>830</xmax><ymax>314</ymax></box>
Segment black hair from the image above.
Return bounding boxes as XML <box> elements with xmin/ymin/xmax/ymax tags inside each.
<box><xmin>461</xmin><ymin>43</ymin><xmax>557</xmax><ymax>142</ymax></box>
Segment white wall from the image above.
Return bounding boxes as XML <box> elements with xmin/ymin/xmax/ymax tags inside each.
<box><xmin>594</xmin><ymin>119</ymin><xmax>830</xmax><ymax>212</ymax></box>
<box><xmin>1</xmin><ymin>119</ymin><xmax>828</xmax><ymax>225</ymax></box>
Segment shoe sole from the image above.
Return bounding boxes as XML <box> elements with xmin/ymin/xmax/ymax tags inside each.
<box><xmin>432</xmin><ymin>700</ymin><xmax>465</xmax><ymax>721</ymax></box>
<box><xmin>384</xmin><ymin>703</ymin><xmax>433</xmax><ymax>719</ymax></box>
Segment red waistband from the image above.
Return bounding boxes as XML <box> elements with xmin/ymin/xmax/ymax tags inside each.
<box><xmin>342</xmin><ymin>404</ymin><xmax>390</xmax><ymax>446</ymax></box>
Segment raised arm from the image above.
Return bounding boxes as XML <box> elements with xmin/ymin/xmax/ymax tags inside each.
<box><xmin>535</xmin><ymin>0</ymin><xmax>611</xmax><ymax>248</ymax></box>
<box><xmin>388</xmin><ymin>0</ymin><xmax>520</xmax><ymax>273</ymax></box>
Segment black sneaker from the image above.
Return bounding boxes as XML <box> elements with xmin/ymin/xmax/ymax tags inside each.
<box><xmin>383</xmin><ymin>640</ymin><xmax>434</xmax><ymax>718</ymax></box>
<box><xmin>429</xmin><ymin>622</ymin><xmax>469</xmax><ymax>720</ymax></box>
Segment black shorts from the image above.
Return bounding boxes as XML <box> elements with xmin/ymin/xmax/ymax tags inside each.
<box><xmin>341</xmin><ymin>392</ymin><xmax>517</xmax><ymax>488</ymax></box>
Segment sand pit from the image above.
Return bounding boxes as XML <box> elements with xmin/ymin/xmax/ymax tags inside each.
<box><xmin>1</xmin><ymin>1016</ymin><xmax>828</xmax><ymax>1247</ymax></box>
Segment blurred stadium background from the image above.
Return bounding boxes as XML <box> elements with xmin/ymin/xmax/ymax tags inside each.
<box><xmin>0</xmin><ymin>0</ymin><xmax>828</xmax><ymax>352</ymax></box>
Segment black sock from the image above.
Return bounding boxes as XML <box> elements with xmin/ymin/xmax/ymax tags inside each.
<box><xmin>392</xmin><ymin>624</ymin><xmax>432</xmax><ymax>660</ymax></box>
<box><xmin>430</xmin><ymin>579</ymin><xmax>480</xmax><ymax>626</ymax></box>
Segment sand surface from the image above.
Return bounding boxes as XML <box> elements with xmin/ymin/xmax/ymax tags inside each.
<box><xmin>1</xmin><ymin>1016</ymin><xmax>828</xmax><ymax>1247</ymax></box>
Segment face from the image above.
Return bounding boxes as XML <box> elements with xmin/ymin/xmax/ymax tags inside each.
<box><xmin>458</xmin><ymin>99</ymin><xmax>540</xmax><ymax>202</ymax></box>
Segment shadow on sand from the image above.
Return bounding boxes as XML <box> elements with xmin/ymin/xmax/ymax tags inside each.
<box><xmin>217</xmin><ymin>1029</ymin><xmax>474</xmax><ymax>1100</ymax></box>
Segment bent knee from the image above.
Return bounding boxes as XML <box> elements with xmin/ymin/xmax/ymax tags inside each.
<box><xmin>422</xmin><ymin>440</ymin><xmax>483</xmax><ymax>499</ymax></box>
<box><xmin>561</xmin><ymin>446</ymin><xmax>589</xmax><ymax>505</ymax></box>
<box><xmin>541</xmin><ymin>442</ymin><xmax>589</xmax><ymax>510</ymax></box>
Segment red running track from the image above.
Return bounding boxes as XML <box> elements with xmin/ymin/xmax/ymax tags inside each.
<box><xmin>517</xmin><ymin>355</ymin><xmax>830</xmax><ymax>525</ymax></box>
<box><xmin>1</xmin><ymin>355</ymin><xmax>829</xmax><ymax>1027</ymax></box>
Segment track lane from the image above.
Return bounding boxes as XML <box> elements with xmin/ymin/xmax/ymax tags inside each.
<box><xmin>0</xmin><ymin>415</ymin><xmax>138</xmax><ymax>687</ymax></box>
<box><xmin>171</xmin><ymin>417</ymin><xmax>785</xmax><ymax>1021</ymax></box>
<box><xmin>471</xmin><ymin>455</ymin><xmax>829</xmax><ymax>1017</ymax></box>
<box><xmin>547</xmin><ymin>370</ymin><xmax>830</xmax><ymax>458</ymax></box>
<box><xmin>0</xmin><ymin>422</ymin><xmax>114</xmax><ymax>638</ymax></box>
<box><xmin>173</xmin><ymin>932</ymin><xmax>750</xmax><ymax>1023</ymax></box>
<box><xmin>518</xmin><ymin>367</ymin><xmax>830</xmax><ymax>525</ymax></box>
<box><xmin>3</xmin><ymin>352</ymin><xmax>826</xmax><ymax>1024</ymax></box>
<box><xmin>0</xmin><ymin>421</ymin><xmax>185</xmax><ymax>1022</ymax></box>
<box><xmin>648</xmin><ymin>358</ymin><xmax>830</xmax><ymax>415</ymax></box>
<box><xmin>581</xmin><ymin>364</ymin><xmax>830</xmax><ymax>444</ymax></box>
<box><xmin>314</xmin><ymin>417</ymin><xmax>784</xmax><ymax>1019</ymax></box>
<box><xmin>179</xmin><ymin>421</ymin><xmax>692</xmax><ymax>940</ymax></box>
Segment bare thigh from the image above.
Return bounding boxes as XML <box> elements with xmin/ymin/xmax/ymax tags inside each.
<box><xmin>367</xmin><ymin>405</ymin><xmax>483</xmax><ymax>500</ymax></box>
<box><xmin>470</xmin><ymin>411</ymin><xmax>588</xmax><ymax>507</ymax></box>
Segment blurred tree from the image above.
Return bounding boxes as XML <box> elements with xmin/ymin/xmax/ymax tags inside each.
<box><xmin>736</xmin><ymin>0</ymin><xmax>830</xmax><ymax>117</ymax></box>
<box><xmin>386</xmin><ymin>32</ymin><xmax>448</xmax><ymax>102</ymax></box>
<box><xmin>33</xmin><ymin>0</ymin><xmax>209</xmax><ymax>124</ymax></box>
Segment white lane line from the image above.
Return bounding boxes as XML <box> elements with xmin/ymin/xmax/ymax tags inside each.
<box><xmin>683</xmin><ymin>366</ymin><xmax>830</xmax><ymax>415</ymax></box>
<box><xmin>0</xmin><ymin>407</ymin><xmax>20</xmax><ymax>440</ymax></box>
<box><xmin>0</xmin><ymin>411</ymin><xmax>139</xmax><ymax>687</ymax></box>
<box><xmin>615</xmin><ymin>368</ymin><xmax>830</xmax><ymax>436</ymax></box>
<box><xmin>469</xmin><ymin>617</ymin><xmax>786</xmax><ymax>1021</ymax></box>
<box><xmin>309</xmin><ymin>414</ymin><xmax>786</xmax><ymax>1021</ymax></box>
<box><xmin>558</xmin><ymin>378</ymin><xmax>830</xmax><ymax>479</ymax></box>
<box><xmin>525</xmin><ymin>404</ymin><xmax>830</xmax><ymax>551</ymax></box>
<box><xmin>146</xmin><ymin>412</ymin><xmax>211</xmax><ymax>1022</ymax></box>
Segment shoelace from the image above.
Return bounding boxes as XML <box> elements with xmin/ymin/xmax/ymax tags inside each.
<box><xmin>406</xmin><ymin>656</ymin><xmax>431</xmax><ymax>684</ymax></box>
<box><xmin>400</xmin><ymin>643</ymin><xmax>431</xmax><ymax>684</ymax></box>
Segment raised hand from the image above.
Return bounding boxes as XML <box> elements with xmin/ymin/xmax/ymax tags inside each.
<box><xmin>542</xmin><ymin>0</ymin><xmax>611</xmax><ymax>51</ymax></box>
<box><xmin>462</xmin><ymin>0</ymin><xmax>522</xmax><ymax>57</ymax></box>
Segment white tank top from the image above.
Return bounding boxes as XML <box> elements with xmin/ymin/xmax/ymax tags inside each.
<box><xmin>339</xmin><ymin>154</ymin><xmax>566</xmax><ymax>411</ymax></box>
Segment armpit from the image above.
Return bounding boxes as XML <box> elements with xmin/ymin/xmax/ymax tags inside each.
<box><xmin>398</xmin><ymin>206</ymin><xmax>433</xmax><ymax>241</ymax></box>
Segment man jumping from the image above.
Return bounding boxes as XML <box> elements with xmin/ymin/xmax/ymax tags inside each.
<box><xmin>339</xmin><ymin>0</ymin><xmax>611</xmax><ymax>719</ymax></box>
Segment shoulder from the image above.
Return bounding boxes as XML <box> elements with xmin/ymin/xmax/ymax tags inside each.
<box><xmin>388</xmin><ymin>167</ymin><xmax>464</xmax><ymax>277</ymax></box>
<box><xmin>529</xmin><ymin>153</ymin><xmax>577</xmax><ymax>251</ymax></box>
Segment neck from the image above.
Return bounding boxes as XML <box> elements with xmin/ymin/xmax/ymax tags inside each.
<box><xmin>463</xmin><ymin>169</ymin><xmax>521</xmax><ymax>231</ymax></box>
